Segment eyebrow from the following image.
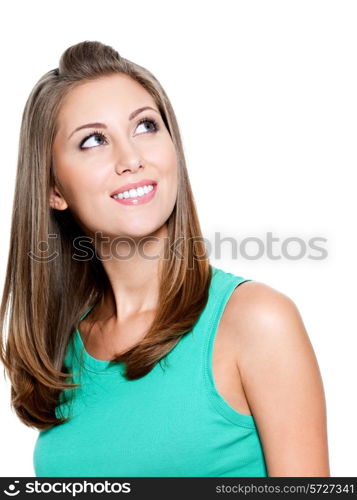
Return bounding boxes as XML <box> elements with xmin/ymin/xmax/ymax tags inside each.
<box><xmin>67</xmin><ymin>106</ymin><xmax>160</xmax><ymax>140</ymax></box>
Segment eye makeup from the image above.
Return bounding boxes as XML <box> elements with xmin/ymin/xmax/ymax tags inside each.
<box><xmin>78</xmin><ymin>117</ymin><xmax>160</xmax><ymax>150</ymax></box>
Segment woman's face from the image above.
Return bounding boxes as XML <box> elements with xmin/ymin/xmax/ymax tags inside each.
<box><xmin>51</xmin><ymin>73</ymin><xmax>178</xmax><ymax>241</ymax></box>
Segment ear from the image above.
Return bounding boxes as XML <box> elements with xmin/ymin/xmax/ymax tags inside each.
<box><xmin>49</xmin><ymin>185</ymin><xmax>69</xmax><ymax>211</ymax></box>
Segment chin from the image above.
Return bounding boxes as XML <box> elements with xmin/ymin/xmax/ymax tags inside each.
<box><xmin>116</xmin><ymin>222</ymin><xmax>165</xmax><ymax>241</ymax></box>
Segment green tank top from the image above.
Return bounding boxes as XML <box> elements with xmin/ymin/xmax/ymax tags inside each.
<box><xmin>33</xmin><ymin>265</ymin><xmax>268</xmax><ymax>477</ymax></box>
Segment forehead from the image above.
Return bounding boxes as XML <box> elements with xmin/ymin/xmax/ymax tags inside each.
<box><xmin>57</xmin><ymin>73</ymin><xmax>156</xmax><ymax>130</ymax></box>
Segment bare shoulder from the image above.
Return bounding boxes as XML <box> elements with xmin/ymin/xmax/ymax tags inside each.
<box><xmin>223</xmin><ymin>280</ymin><xmax>300</xmax><ymax>353</ymax></box>
<box><xmin>232</xmin><ymin>277</ymin><xmax>302</xmax><ymax>328</ymax></box>
<box><xmin>225</xmin><ymin>280</ymin><xmax>330</xmax><ymax>476</ymax></box>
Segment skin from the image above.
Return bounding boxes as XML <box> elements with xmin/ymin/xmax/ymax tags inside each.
<box><xmin>50</xmin><ymin>73</ymin><xmax>330</xmax><ymax>476</ymax></box>
<box><xmin>221</xmin><ymin>282</ymin><xmax>331</xmax><ymax>476</ymax></box>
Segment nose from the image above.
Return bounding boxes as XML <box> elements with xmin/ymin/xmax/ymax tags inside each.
<box><xmin>113</xmin><ymin>140</ymin><xmax>144</xmax><ymax>175</ymax></box>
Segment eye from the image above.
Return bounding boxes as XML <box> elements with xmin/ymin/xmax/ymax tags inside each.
<box><xmin>79</xmin><ymin>131</ymin><xmax>107</xmax><ymax>150</ymax></box>
<box><xmin>135</xmin><ymin>117</ymin><xmax>159</xmax><ymax>135</ymax></box>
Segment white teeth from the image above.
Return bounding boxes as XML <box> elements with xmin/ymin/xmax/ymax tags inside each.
<box><xmin>113</xmin><ymin>184</ymin><xmax>154</xmax><ymax>199</ymax></box>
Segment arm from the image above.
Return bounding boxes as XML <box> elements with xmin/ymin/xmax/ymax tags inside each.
<box><xmin>232</xmin><ymin>281</ymin><xmax>330</xmax><ymax>477</ymax></box>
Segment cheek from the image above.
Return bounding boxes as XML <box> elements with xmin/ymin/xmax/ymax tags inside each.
<box><xmin>156</xmin><ymin>142</ymin><xmax>178</xmax><ymax>180</ymax></box>
<box><xmin>54</xmin><ymin>160</ymin><xmax>106</xmax><ymax>205</ymax></box>
<box><xmin>161</xmin><ymin>153</ymin><xmax>178</xmax><ymax>202</ymax></box>
<box><xmin>163</xmin><ymin>160</ymin><xmax>178</xmax><ymax>212</ymax></box>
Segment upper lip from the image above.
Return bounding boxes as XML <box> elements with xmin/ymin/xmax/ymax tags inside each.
<box><xmin>110</xmin><ymin>179</ymin><xmax>157</xmax><ymax>197</ymax></box>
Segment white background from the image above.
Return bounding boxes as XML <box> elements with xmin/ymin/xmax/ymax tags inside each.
<box><xmin>0</xmin><ymin>0</ymin><xmax>356</xmax><ymax>477</ymax></box>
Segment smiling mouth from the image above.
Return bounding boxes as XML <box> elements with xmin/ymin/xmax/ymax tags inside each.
<box><xmin>111</xmin><ymin>183</ymin><xmax>155</xmax><ymax>200</ymax></box>
<box><xmin>111</xmin><ymin>183</ymin><xmax>157</xmax><ymax>205</ymax></box>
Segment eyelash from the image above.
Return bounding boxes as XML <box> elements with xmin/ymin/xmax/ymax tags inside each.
<box><xmin>79</xmin><ymin>117</ymin><xmax>160</xmax><ymax>150</ymax></box>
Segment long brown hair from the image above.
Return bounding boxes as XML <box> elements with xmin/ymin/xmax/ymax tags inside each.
<box><xmin>0</xmin><ymin>40</ymin><xmax>211</xmax><ymax>430</ymax></box>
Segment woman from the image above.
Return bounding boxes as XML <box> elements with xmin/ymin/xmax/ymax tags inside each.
<box><xmin>0</xmin><ymin>40</ymin><xmax>330</xmax><ymax>477</ymax></box>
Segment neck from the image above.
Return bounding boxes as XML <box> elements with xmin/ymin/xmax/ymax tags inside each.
<box><xmin>94</xmin><ymin>223</ymin><xmax>169</xmax><ymax>323</ymax></box>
